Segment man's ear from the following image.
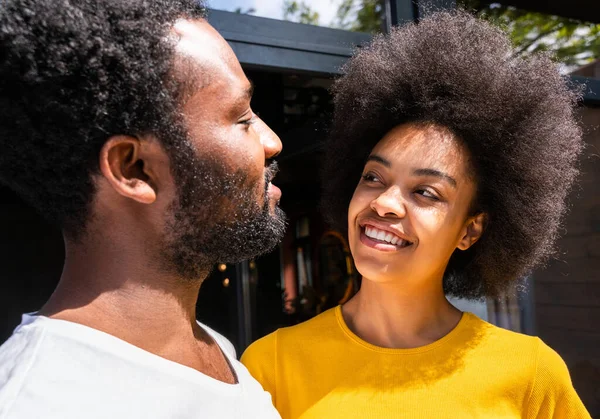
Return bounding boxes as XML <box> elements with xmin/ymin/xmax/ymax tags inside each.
<box><xmin>457</xmin><ymin>213</ymin><xmax>487</xmax><ymax>251</ymax></box>
<box><xmin>99</xmin><ymin>135</ymin><xmax>157</xmax><ymax>204</ymax></box>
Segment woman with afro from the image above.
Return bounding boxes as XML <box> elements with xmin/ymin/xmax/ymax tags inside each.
<box><xmin>242</xmin><ymin>10</ymin><xmax>591</xmax><ymax>419</ymax></box>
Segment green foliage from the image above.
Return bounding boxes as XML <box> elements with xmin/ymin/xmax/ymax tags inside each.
<box><xmin>281</xmin><ymin>0</ymin><xmax>599</xmax><ymax>69</ymax></box>
<box><xmin>282</xmin><ymin>0</ymin><xmax>384</xmax><ymax>33</ymax></box>
<box><xmin>282</xmin><ymin>0</ymin><xmax>320</xmax><ymax>25</ymax></box>
<box><xmin>460</xmin><ymin>1</ymin><xmax>600</xmax><ymax>69</ymax></box>
<box><xmin>334</xmin><ymin>0</ymin><xmax>385</xmax><ymax>33</ymax></box>
<box><xmin>234</xmin><ymin>7</ymin><xmax>256</xmax><ymax>15</ymax></box>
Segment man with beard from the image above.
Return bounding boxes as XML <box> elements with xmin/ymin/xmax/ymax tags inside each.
<box><xmin>0</xmin><ymin>1</ymin><xmax>285</xmax><ymax>418</ymax></box>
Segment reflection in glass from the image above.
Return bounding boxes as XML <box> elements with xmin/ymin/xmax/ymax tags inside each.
<box><xmin>208</xmin><ymin>0</ymin><xmax>386</xmax><ymax>33</ymax></box>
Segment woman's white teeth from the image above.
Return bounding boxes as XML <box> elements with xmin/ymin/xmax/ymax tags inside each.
<box><xmin>365</xmin><ymin>226</ymin><xmax>405</xmax><ymax>246</ymax></box>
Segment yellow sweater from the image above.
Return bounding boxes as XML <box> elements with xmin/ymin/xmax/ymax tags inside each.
<box><xmin>241</xmin><ymin>306</ymin><xmax>590</xmax><ymax>419</ymax></box>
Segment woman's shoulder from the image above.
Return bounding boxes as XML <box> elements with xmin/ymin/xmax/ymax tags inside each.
<box><xmin>471</xmin><ymin>316</ymin><xmax>566</xmax><ymax>375</ymax></box>
<box><xmin>458</xmin><ymin>315</ymin><xmax>589</xmax><ymax>416</ymax></box>
<box><xmin>525</xmin><ymin>338</ymin><xmax>591</xmax><ymax>417</ymax></box>
<box><xmin>465</xmin><ymin>314</ymin><xmax>580</xmax><ymax>388</ymax></box>
<box><xmin>241</xmin><ymin>307</ymin><xmax>341</xmax><ymax>392</ymax></box>
<box><xmin>242</xmin><ymin>307</ymin><xmax>340</xmax><ymax>362</ymax></box>
<box><xmin>458</xmin><ymin>314</ymin><xmax>544</xmax><ymax>375</ymax></box>
<box><xmin>277</xmin><ymin>306</ymin><xmax>341</xmax><ymax>341</ymax></box>
<box><xmin>464</xmin><ymin>312</ymin><xmax>541</xmax><ymax>350</ymax></box>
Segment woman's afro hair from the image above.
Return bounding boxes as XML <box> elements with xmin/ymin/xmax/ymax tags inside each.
<box><xmin>322</xmin><ymin>10</ymin><xmax>584</xmax><ymax>299</ymax></box>
<box><xmin>0</xmin><ymin>0</ymin><xmax>205</xmax><ymax>237</ymax></box>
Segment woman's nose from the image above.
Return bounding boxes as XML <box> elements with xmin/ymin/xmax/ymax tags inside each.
<box><xmin>370</xmin><ymin>186</ymin><xmax>406</xmax><ymax>218</ymax></box>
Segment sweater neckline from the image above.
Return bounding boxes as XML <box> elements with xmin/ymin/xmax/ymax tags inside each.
<box><xmin>334</xmin><ymin>305</ymin><xmax>473</xmax><ymax>354</ymax></box>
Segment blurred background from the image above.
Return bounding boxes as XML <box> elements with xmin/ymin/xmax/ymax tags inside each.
<box><xmin>0</xmin><ymin>0</ymin><xmax>598</xmax><ymax>414</ymax></box>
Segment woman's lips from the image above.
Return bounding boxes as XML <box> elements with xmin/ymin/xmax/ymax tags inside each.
<box><xmin>359</xmin><ymin>227</ymin><xmax>413</xmax><ymax>252</ymax></box>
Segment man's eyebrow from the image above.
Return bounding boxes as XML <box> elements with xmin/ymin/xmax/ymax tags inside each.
<box><xmin>245</xmin><ymin>82</ymin><xmax>255</xmax><ymax>100</ymax></box>
<box><xmin>366</xmin><ymin>154</ymin><xmax>391</xmax><ymax>168</ymax></box>
<box><xmin>413</xmin><ymin>168</ymin><xmax>457</xmax><ymax>188</ymax></box>
<box><xmin>232</xmin><ymin>82</ymin><xmax>255</xmax><ymax>111</ymax></box>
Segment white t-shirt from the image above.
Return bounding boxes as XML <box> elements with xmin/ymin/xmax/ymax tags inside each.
<box><xmin>0</xmin><ymin>314</ymin><xmax>281</xmax><ymax>419</ymax></box>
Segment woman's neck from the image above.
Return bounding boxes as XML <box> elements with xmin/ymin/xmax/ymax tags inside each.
<box><xmin>341</xmin><ymin>277</ymin><xmax>462</xmax><ymax>349</ymax></box>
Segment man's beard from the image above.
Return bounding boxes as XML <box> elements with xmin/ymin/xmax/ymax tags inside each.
<box><xmin>159</xmin><ymin>133</ymin><xmax>287</xmax><ymax>281</ymax></box>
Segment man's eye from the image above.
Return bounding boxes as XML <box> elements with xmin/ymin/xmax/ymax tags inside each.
<box><xmin>238</xmin><ymin>113</ymin><xmax>256</xmax><ymax>129</ymax></box>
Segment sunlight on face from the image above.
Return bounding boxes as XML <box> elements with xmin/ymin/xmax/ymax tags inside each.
<box><xmin>347</xmin><ymin>124</ymin><xmax>480</xmax><ymax>289</ymax></box>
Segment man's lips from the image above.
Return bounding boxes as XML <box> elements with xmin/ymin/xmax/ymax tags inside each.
<box><xmin>267</xmin><ymin>182</ymin><xmax>281</xmax><ymax>201</ymax></box>
<box><xmin>264</xmin><ymin>161</ymin><xmax>281</xmax><ymax>202</ymax></box>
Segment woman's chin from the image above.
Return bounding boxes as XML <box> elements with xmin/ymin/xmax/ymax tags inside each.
<box><xmin>355</xmin><ymin>261</ymin><xmax>406</xmax><ymax>285</ymax></box>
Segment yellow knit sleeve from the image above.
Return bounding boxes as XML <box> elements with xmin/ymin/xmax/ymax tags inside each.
<box><xmin>525</xmin><ymin>338</ymin><xmax>591</xmax><ymax>419</ymax></box>
<box><xmin>241</xmin><ymin>330</ymin><xmax>278</xmax><ymax>404</ymax></box>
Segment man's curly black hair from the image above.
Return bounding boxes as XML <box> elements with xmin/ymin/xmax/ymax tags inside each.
<box><xmin>322</xmin><ymin>10</ymin><xmax>584</xmax><ymax>300</ymax></box>
<box><xmin>0</xmin><ymin>0</ymin><xmax>206</xmax><ymax>237</ymax></box>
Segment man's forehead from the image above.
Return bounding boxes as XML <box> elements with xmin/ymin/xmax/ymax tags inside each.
<box><xmin>172</xmin><ymin>19</ymin><xmax>249</xmax><ymax>92</ymax></box>
<box><xmin>173</xmin><ymin>19</ymin><xmax>236</xmax><ymax>70</ymax></box>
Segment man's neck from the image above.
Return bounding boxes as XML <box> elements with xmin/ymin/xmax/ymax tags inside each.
<box><xmin>40</xmin><ymin>235</ymin><xmax>209</xmax><ymax>359</ymax></box>
<box><xmin>39</xmin><ymin>235</ymin><xmax>237</xmax><ymax>384</ymax></box>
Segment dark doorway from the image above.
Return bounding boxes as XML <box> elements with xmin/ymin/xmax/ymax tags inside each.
<box><xmin>0</xmin><ymin>187</ymin><xmax>63</xmax><ymax>343</ymax></box>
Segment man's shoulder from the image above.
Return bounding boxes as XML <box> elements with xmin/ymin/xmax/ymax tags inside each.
<box><xmin>0</xmin><ymin>315</ymin><xmax>113</xmax><ymax>418</ymax></box>
<box><xmin>0</xmin><ymin>317</ymin><xmax>50</xmax><ymax>418</ymax></box>
<box><xmin>0</xmin><ymin>317</ymin><xmax>46</xmax><ymax>377</ymax></box>
<box><xmin>0</xmin><ymin>316</ymin><xmax>280</xmax><ymax>419</ymax></box>
<box><xmin>0</xmin><ymin>316</ymin><xmax>45</xmax><ymax>366</ymax></box>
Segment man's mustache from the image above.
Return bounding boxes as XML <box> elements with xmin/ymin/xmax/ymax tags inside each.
<box><xmin>264</xmin><ymin>161</ymin><xmax>279</xmax><ymax>184</ymax></box>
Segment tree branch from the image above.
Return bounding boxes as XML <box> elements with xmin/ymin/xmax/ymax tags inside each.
<box><xmin>513</xmin><ymin>24</ymin><xmax>563</xmax><ymax>56</ymax></box>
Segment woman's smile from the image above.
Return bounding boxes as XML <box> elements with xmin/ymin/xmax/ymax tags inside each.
<box><xmin>358</xmin><ymin>221</ymin><xmax>414</xmax><ymax>253</ymax></box>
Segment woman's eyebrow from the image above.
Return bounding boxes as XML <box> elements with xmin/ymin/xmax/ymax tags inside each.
<box><xmin>413</xmin><ymin>168</ymin><xmax>457</xmax><ymax>188</ymax></box>
<box><xmin>367</xmin><ymin>155</ymin><xmax>457</xmax><ymax>188</ymax></box>
<box><xmin>366</xmin><ymin>154</ymin><xmax>391</xmax><ymax>168</ymax></box>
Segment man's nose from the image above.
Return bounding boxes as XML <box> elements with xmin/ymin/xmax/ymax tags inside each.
<box><xmin>254</xmin><ymin>117</ymin><xmax>282</xmax><ymax>159</ymax></box>
<box><xmin>370</xmin><ymin>186</ymin><xmax>407</xmax><ymax>218</ymax></box>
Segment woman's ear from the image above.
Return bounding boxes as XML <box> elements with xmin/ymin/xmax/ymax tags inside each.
<box><xmin>457</xmin><ymin>213</ymin><xmax>487</xmax><ymax>251</ymax></box>
<box><xmin>98</xmin><ymin>135</ymin><xmax>157</xmax><ymax>204</ymax></box>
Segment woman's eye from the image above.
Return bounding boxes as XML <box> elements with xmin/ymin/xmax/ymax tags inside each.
<box><xmin>415</xmin><ymin>188</ymin><xmax>439</xmax><ymax>200</ymax></box>
<box><xmin>361</xmin><ymin>173</ymin><xmax>380</xmax><ymax>183</ymax></box>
